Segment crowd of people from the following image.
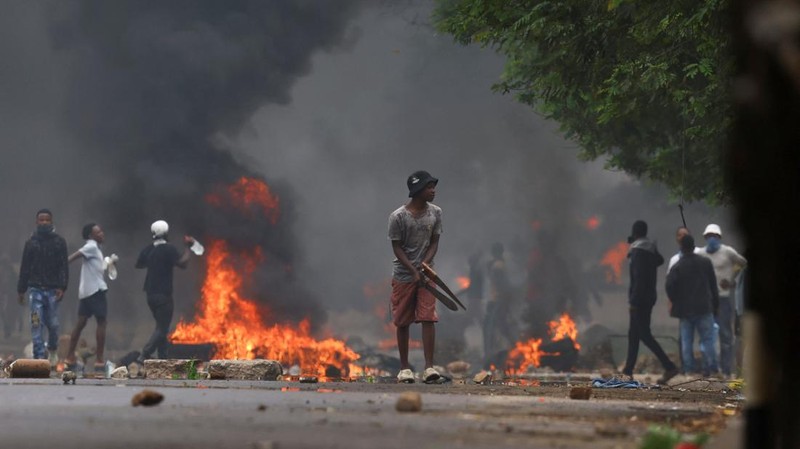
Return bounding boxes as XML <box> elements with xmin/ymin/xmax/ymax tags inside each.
<box><xmin>12</xmin><ymin>208</ymin><xmax>200</xmax><ymax>374</ymax></box>
<box><xmin>622</xmin><ymin>219</ymin><xmax>747</xmax><ymax>383</ymax></box>
<box><xmin>388</xmin><ymin>170</ymin><xmax>747</xmax><ymax>384</ymax></box>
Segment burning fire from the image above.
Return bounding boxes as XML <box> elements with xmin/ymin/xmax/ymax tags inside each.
<box><xmin>205</xmin><ymin>176</ymin><xmax>280</xmax><ymax>224</ymax></box>
<box><xmin>600</xmin><ymin>241</ymin><xmax>629</xmax><ymax>285</ymax></box>
<box><xmin>506</xmin><ymin>313</ymin><xmax>580</xmax><ymax>375</ymax></box>
<box><xmin>171</xmin><ymin>177</ymin><xmax>358</xmax><ymax>377</ymax></box>
<box><xmin>455</xmin><ymin>276</ymin><xmax>470</xmax><ymax>290</ymax></box>
<box><xmin>584</xmin><ymin>215</ymin><xmax>601</xmax><ymax>230</ymax></box>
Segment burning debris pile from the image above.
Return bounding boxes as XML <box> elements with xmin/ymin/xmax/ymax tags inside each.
<box><xmin>170</xmin><ymin>177</ymin><xmax>359</xmax><ymax>377</ymax></box>
<box><xmin>506</xmin><ymin>313</ymin><xmax>581</xmax><ymax>375</ymax></box>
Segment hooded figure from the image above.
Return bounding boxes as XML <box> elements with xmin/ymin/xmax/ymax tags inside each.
<box><xmin>622</xmin><ymin>220</ymin><xmax>678</xmax><ymax>384</ymax></box>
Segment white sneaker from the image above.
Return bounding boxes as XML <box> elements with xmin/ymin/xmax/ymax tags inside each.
<box><xmin>423</xmin><ymin>367</ymin><xmax>441</xmax><ymax>383</ymax></box>
<box><xmin>396</xmin><ymin>368</ymin><xmax>415</xmax><ymax>383</ymax></box>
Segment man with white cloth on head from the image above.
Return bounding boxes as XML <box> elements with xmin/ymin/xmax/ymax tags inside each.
<box><xmin>697</xmin><ymin>224</ymin><xmax>747</xmax><ymax>378</ymax></box>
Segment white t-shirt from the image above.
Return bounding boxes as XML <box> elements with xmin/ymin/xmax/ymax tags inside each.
<box><xmin>697</xmin><ymin>244</ymin><xmax>747</xmax><ymax>297</ymax></box>
<box><xmin>666</xmin><ymin>247</ymin><xmax>702</xmax><ymax>274</ymax></box>
<box><xmin>78</xmin><ymin>239</ymin><xmax>107</xmax><ymax>299</ymax></box>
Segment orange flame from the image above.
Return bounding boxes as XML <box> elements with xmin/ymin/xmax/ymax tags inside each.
<box><xmin>600</xmin><ymin>241</ymin><xmax>629</xmax><ymax>285</ymax></box>
<box><xmin>584</xmin><ymin>215</ymin><xmax>601</xmax><ymax>231</ymax></box>
<box><xmin>506</xmin><ymin>313</ymin><xmax>580</xmax><ymax>374</ymax></box>
<box><xmin>455</xmin><ymin>276</ymin><xmax>470</xmax><ymax>290</ymax></box>
<box><xmin>172</xmin><ymin>176</ymin><xmax>357</xmax><ymax>376</ymax></box>
<box><xmin>171</xmin><ymin>241</ymin><xmax>359</xmax><ymax>376</ymax></box>
<box><xmin>548</xmin><ymin>313</ymin><xmax>581</xmax><ymax>350</ymax></box>
<box><xmin>205</xmin><ymin>177</ymin><xmax>280</xmax><ymax>224</ymax></box>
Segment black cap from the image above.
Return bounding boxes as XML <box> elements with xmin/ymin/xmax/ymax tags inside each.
<box><xmin>407</xmin><ymin>170</ymin><xmax>438</xmax><ymax>198</ymax></box>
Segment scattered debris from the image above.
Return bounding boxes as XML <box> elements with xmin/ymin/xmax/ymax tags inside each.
<box><xmin>127</xmin><ymin>362</ymin><xmax>141</xmax><ymax>379</ymax></box>
<box><xmin>110</xmin><ymin>366</ymin><xmax>129</xmax><ymax>379</ymax></box>
<box><xmin>252</xmin><ymin>441</ymin><xmax>277</xmax><ymax>449</ymax></box>
<box><xmin>62</xmin><ymin>370</ymin><xmax>77</xmax><ymax>384</ymax></box>
<box><xmin>131</xmin><ymin>389</ymin><xmax>164</xmax><ymax>407</ymax></box>
<box><xmin>473</xmin><ymin>371</ymin><xmax>492</xmax><ymax>385</ymax></box>
<box><xmin>395</xmin><ymin>391</ymin><xmax>422</xmax><ymax>412</ymax></box>
<box><xmin>257</xmin><ymin>404</ymin><xmax>268</xmax><ymax>411</ymax></box>
<box><xmin>8</xmin><ymin>359</ymin><xmax>51</xmax><ymax>378</ymax></box>
<box><xmin>569</xmin><ymin>386</ymin><xmax>592</xmax><ymax>400</ymax></box>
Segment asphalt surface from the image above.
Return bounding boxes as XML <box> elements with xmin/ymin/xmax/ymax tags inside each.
<box><xmin>0</xmin><ymin>376</ymin><xmax>741</xmax><ymax>449</ymax></box>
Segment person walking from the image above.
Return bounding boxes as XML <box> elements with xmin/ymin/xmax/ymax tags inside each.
<box><xmin>64</xmin><ymin>223</ymin><xmax>117</xmax><ymax>374</ymax></box>
<box><xmin>135</xmin><ymin>220</ymin><xmax>195</xmax><ymax>361</ymax></box>
<box><xmin>388</xmin><ymin>170</ymin><xmax>443</xmax><ymax>384</ymax></box>
<box><xmin>17</xmin><ymin>209</ymin><xmax>69</xmax><ymax>364</ymax></box>
<box><xmin>621</xmin><ymin>220</ymin><xmax>678</xmax><ymax>385</ymax></box>
<box><xmin>666</xmin><ymin>235</ymin><xmax>720</xmax><ymax>377</ymax></box>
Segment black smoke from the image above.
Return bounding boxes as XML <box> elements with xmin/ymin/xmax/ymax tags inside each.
<box><xmin>40</xmin><ymin>1</ymin><xmax>363</xmax><ymax>331</ymax></box>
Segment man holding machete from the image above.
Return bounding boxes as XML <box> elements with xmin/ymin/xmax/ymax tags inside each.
<box><xmin>388</xmin><ymin>170</ymin><xmax>443</xmax><ymax>384</ymax></box>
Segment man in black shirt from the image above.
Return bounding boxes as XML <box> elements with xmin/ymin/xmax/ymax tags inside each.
<box><xmin>135</xmin><ymin>220</ymin><xmax>194</xmax><ymax>360</ymax></box>
<box><xmin>622</xmin><ymin>220</ymin><xmax>679</xmax><ymax>385</ymax></box>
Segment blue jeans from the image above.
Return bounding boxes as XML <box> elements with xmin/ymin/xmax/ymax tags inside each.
<box><xmin>28</xmin><ymin>288</ymin><xmax>60</xmax><ymax>359</ymax></box>
<box><xmin>680</xmin><ymin>313</ymin><xmax>718</xmax><ymax>375</ymax></box>
<box><xmin>716</xmin><ymin>296</ymin><xmax>734</xmax><ymax>375</ymax></box>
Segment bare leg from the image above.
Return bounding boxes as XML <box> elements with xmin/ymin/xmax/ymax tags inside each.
<box><xmin>396</xmin><ymin>325</ymin><xmax>410</xmax><ymax>369</ymax></box>
<box><xmin>422</xmin><ymin>322</ymin><xmax>435</xmax><ymax>369</ymax></box>
<box><xmin>66</xmin><ymin>316</ymin><xmax>88</xmax><ymax>364</ymax></box>
<box><xmin>95</xmin><ymin>317</ymin><xmax>107</xmax><ymax>364</ymax></box>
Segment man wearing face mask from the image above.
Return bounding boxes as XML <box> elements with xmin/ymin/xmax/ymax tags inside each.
<box><xmin>697</xmin><ymin>224</ymin><xmax>747</xmax><ymax>378</ymax></box>
<box><xmin>17</xmin><ymin>209</ymin><xmax>69</xmax><ymax>364</ymax></box>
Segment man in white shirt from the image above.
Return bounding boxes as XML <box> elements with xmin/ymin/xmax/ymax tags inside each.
<box><xmin>64</xmin><ymin>223</ymin><xmax>113</xmax><ymax>374</ymax></box>
<box><xmin>697</xmin><ymin>224</ymin><xmax>747</xmax><ymax>378</ymax></box>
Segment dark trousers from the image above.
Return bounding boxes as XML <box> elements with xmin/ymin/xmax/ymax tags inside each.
<box><xmin>141</xmin><ymin>294</ymin><xmax>174</xmax><ymax>360</ymax></box>
<box><xmin>623</xmin><ymin>305</ymin><xmax>676</xmax><ymax>375</ymax></box>
<box><xmin>716</xmin><ymin>296</ymin><xmax>734</xmax><ymax>375</ymax></box>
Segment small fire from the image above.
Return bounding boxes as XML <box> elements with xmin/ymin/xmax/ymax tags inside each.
<box><xmin>549</xmin><ymin>313</ymin><xmax>581</xmax><ymax>350</ymax></box>
<box><xmin>506</xmin><ymin>313</ymin><xmax>580</xmax><ymax>375</ymax></box>
<box><xmin>600</xmin><ymin>241</ymin><xmax>629</xmax><ymax>285</ymax></box>
<box><xmin>584</xmin><ymin>215</ymin><xmax>601</xmax><ymax>231</ymax></box>
<box><xmin>455</xmin><ymin>276</ymin><xmax>470</xmax><ymax>290</ymax></box>
<box><xmin>506</xmin><ymin>338</ymin><xmax>543</xmax><ymax>375</ymax></box>
<box><xmin>171</xmin><ymin>177</ymin><xmax>358</xmax><ymax>377</ymax></box>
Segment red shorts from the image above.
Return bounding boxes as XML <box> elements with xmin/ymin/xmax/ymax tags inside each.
<box><xmin>390</xmin><ymin>279</ymin><xmax>439</xmax><ymax>327</ymax></box>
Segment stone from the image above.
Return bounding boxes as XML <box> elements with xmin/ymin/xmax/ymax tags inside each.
<box><xmin>473</xmin><ymin>370</ymin><xmax>492</xmax><ymax>384</ymax></box>
<box><xmin>395</xmin><ymin>392</ymin><xmax>422</xmax><ymax>412</ymax></box>
<box><xmin>8</xmin><ymin>359</ymin><xmax>51</xmax><ymax>378</ymax></box>
<box><xmin>207</xmin><ymin>359</ymin><xmax>283</xmax><ymax>381</ymax></box>
<box><xmin>131</xmin><ymin>389</ymin><xmax>164</xmax><ymax>407</ymax></box>
<box><xmin>142</xmin><ymin>359</ymin><xmax>200</xmax><ymax>379</ymax></box>
<box><xmin>110</xmin><ymin>366</ymin><xmax>129</xmax><ymax>379</ymax></box>
<box><xmin>446</xmin><ymin>360</ymin><xmax>470</xmax><ymax>378</ymax></box>
<box><xmin>569</xmin><ymin>386</ymin><xmax>592</xmax><ymax>400</ymax></box>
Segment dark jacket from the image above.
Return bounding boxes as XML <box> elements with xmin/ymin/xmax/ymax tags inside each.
<box><xmin>628</xmin><ymin>238</ymin><xmax>664</xmax><ymax>308</ymax></box>
<box><xmin>17</xmin><ymin>230</ymin><xmax>69</xmax><ymax>293</ymax></box>
<box><xmin>665</xmin><ymin>253</ymin><xmax>719</xmax><ymax>318</ymax></box>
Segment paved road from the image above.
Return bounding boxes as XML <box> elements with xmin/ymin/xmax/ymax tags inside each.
<box><xmin>0</xmin><ymin>378</ymin><xmax>737</xmax><ymax>449</ymax></box>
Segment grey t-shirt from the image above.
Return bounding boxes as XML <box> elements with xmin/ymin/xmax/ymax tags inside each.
<box><xmin>78</xmin><ymin>239</ymin><xmax>107</xmax><ymax>299</ymax></box>
<box><xmin>388</xmin><ymin>203</ymin><xmax>443</xmax><ymax>282</ymax></box>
